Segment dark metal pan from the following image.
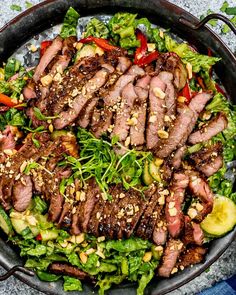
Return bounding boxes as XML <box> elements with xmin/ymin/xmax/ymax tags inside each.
<box><xmin>0</xmin><ymin>1</ymin><xmax>235</xmax><ymax>294</ymax></box>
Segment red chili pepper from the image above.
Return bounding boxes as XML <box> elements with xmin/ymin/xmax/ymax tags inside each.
<box><xmin>215</xmin><ymin>83</ymin><xmax>226</xmax><ymax>95</ymax></box>
<box><xmin>134</xmin><ymin>30</ymin><xmax>159</xmax><ymax>66</ymax></box>
<box><xmin>134</xmin><ymin>29</ymin><xmax>148</xmax><ymax>64</ymax></box>
<box><xmin>179</xmin><ymin>82</ymin><xmax>191</xmax><ymax>103</ymax></box>
<box><xmin>79</xmin><ymin>36</ymin><xmax>120</xmax><ymax>51</ymax></box>
<box><xmin>40</xmin><ymin>40</ymin><xmax>52</xmax><ymax>57</ymax></box>
<box><xmin>207</xmin><ymin>48</ymin><xmax>212</xmax><ymax>56</ymax></box>
<box><xmin>135</xmin><ymin>51</ymin><xmax>159</xmax><ymax>67</ymax></box>
<box><xmin>0</xmin><ymin>93</ymin><xmax>18</xmax><ymax>107</ymax></box>
<box><xmin>36</xmin><ymin>234</ymin><xmax>42</xmax><ymax>241</ymax></box>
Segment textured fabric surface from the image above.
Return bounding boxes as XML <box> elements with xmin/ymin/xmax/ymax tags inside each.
<box><xmin>0</xmin><ymin>0</ymin><xmax>235</xmax><ymax>294</ymax></box>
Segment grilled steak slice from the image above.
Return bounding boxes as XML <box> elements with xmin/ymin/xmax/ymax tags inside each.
<box><xmin>48</xmin><ymin>193</ymin><xmax>65</xmax><ymax>223</ymax></box>
<box><xmin>77</xmin><ymin>97</ymin><xmax>99</xmax><ymax>128</ymax></box>
<box><xmin>154</xmin><ymin>92</ymin><xmax>212</xmax><ymax>158</ymax></box>
<box><xmin>33</xmin><ymin>36</ymin><xmax>63</xmax><ymax>82</ymax></box>
<box><xmin>12</xmin><ymin>175</ymin><xmax>33</xmax><ymax>212</ymax></box>
<box><xmin>49</xmin><ymin>263</ymin><xmax>94</xmax><ymax>282</ymax></box>
<box><xmin>146</xmin><ymin>76</ymin><xmax>167</xmax><ymax>149</ymax></box>
<box><xmin>130</xmin><ymin>75</ymin><xmax>151</xmax><ymax>147</ymax></box>
<box><xmin>92</xmin><ymin>108</ymin><xmax>113</xmax><ymax>138</ymax></box>
<box><xmin>78</xmin><ymin>179</ymin><xmax>101</xmax><ymax>232</ymax></box>
<box><xmin>87</xmin><ymin>196</ymin><xmax>105</xmax><ymax>237</ymax></box>
<box><xmin>152</xmin><ymin>214</ymin><xmax>168</xmax><ymax>246</ymax></box>
<box><xmin>71</xmin><ymin>205</ymin><xmax>81</xmax><ymax>235</ymax></box>
<box><xmin>166</xmin><ymin>172</ymin><xmax>189</xmax><ymax>238</ymax></box>
<box><xmin>183</xmin><ymin>216</ymin><xmax>204</xmax><ymax>246</ymax></box>
<box><xmin>136</xmin><ymin>189</ymin><xmax>159</xmax><ymax>239</ymax></box>
<box><xmin>197</xmin><ymin>155</ymin><xmax>223</xmax><ymax>177</ymax></box>
<box><xmin>0</xmin><ymin>126</ymin><xmax>16</xmax><ymax>151</ymax></box>
<box><xmin>188</xmin><ymin>112</ymin><xmax>228</xmax><ymax>144</ymax></box>
<box><xmin>104</xmin><ymin>65</ymin><xmax>144</xmax><ymax>107</ymax></box>
<box><xmin>158</xmin><ymin>239</ymin><xmax>184</xmax><ymax>277</ymax></box>
<box><xmin>53</xmin><ymin>66</ymin><xmax>113</xmax><ymax>129</ymax></box>
<box><xmin>112</xmin><ymin>82</ymin><xmax>137</xmax><ymax>142</ymax></box>
<box><xmin>158</xmin><ymin>71</ymin><xmax>176</xmax><ymax>120</ymax></box>
<box><xmin>57</xmin><ymin>202</ymin><xmax>72</xmax><ymax>229</ymax></box>
<box><xmin>145</xmin><ymin>204</ymin><xmax>163</xmax><ymax>240</ymax></box>
<box><xmin>176</xmin><ymin>246</ymin><xmax>207</xmax><ymax>269</ymax></box>
<box><xmin>171</xmin><ymin>146</ymin><xmax>187</xmax><ymax>169</ymax></box>
<box><xmin>188</xmin><ymin>171</ymin><xmax>214</xmax><ymax>221</ymax></box>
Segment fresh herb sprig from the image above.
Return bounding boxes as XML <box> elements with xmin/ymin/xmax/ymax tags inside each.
<box><xmin>59</xmin><ymin>128</ymin><xmax>152</xmax><ymax>199</ymax></box>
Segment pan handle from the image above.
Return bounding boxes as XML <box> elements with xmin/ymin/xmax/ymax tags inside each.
<box><xmin>179</xmin><ymin>13</ymin><xmax>236</xmax><ymax>35</ymax></box>
<box><xmin>0</xmin><ymin>265</ymin><xmax>34</xmax><ymax>281</ymax></box>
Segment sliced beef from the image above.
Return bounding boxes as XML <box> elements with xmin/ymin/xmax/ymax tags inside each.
<box><xmin>91</xmin><ymin>108</ymin><xmax>113</xmax><ymax>138</ymax></box>
<box><xmin>87</xmin><ymin>196</ymin><xmax>105</xmax><ymax>237</ymax></box>
<box><xmin>158</xmin><ymin>71</ymin><xmax>176</xmax><ymax>120</ymax></box>
<box><xmin>188</xmin><ymin>171</ymin><xmax>214</xmax><ymax>221</ymax></box>
<box><xmin>176</xmin><ymin>246</ymin><xmax>207</xmax><ymax>269</ymax></box>
<box><xmin>104</xmin><ymin>65</ymin><xmax>144</xmax><ymax>107</ymax></box>
<box><xmin>165</xmin><ymin>172</ymin><xmax>189</xmax><ymax>238</ymax></box>
<box><xmin>49</xmin><ymin>263</ymin><xmax>94</xmax><ymax>282</ymax></box>
<box><xmin>182</xmin><ymin>216</ymin><xmax>204</xmax><ymax>246</ymax></box>
<box><xmin>154</xmin><ymin>92</ymin><xmax>212</xmax><ymax>158</ymax></box>
<box><xmin>0</xmin><ymin>126</ymin><xmax>16</xmax><ymax>151</ymax></box>
<box><xmin>48</xmin><ymin>193</ymin><xmax>64</xmax><ymax>222</ymax></box>
<box><xmin>57</xmin><ymin>202</ymin><xmax>72</xmax><ymax>229</ymax></box>
<box><xmin>130</xmin><ymin>75</ymin><xmax>151</xmax><ymax>147</ymax></box>
<box><xmin>152</xmin><ymin>215</ymin><xmax>168</xmax><ymax>246</ymax></box>
<box><xmin>78</xmin><ymin>179</ymin><xmax>101</xmax><ymax>232</ymax></box>
<box><xmin>171</xmin><ymin>146</ymin><xmax>187</xmax><ymax>169</ymax></box>
<box><xmin>158</xmin><ymin>239</ymin><xmax>184</xmax><ymax>277</ymax></box>
<box><xmin>12</xmin><ymin>175</ymin><xmax>33</xmax><ymax>212</ymax></box>
<box><xmin>146</xmin><ymin>75</ymin><xmax>167</xmax><ymax>149</ymax></box>
<box><xmin>188</xmin><ymin>112</ymin><xmax>228</xmax><ymax>144</ymax></box>
<box><xmin>77</xmin><ymin>97</ymin><xmax>99</xmax><ymax>128</ymax></box>
<box><xmin>53</xmin><ymin>66</ymin><xmax>113</xmax><ymax>129</ymax></box>
<box><xmin>198</xmin><ymin>156</ymin><xmax>223</xmax><ymax>177</ymax></box>
<box><xmin>136</xmin><ymin>189</ymin><xmax>159</xmax><ymax>239</ymax></box>
<box><xmin>33</xmin><ymin>36</ymin><xmax>63</xmax><ymax>82</ymax></box>
<box><xmin>112</xmin><ymin>82</ymin><xmax>137</xmax><ymax>142</ymax></box>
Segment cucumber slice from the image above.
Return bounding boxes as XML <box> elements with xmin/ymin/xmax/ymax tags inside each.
<box><xmin>149</xmin><ymin>161</ymin><xmax>161</xmax><ymax>182</ymax></box>
<box><xmin>11</xmin><ymin>218</ymin><xmax>28</xmax><ymax>235</ymax></box>
<box><xmin>143</xmin><ymin>160</ymin><xmax>153</xmax><ymax>185</ymax></box>
<box><xmin>201</xmin><ymin>196</ymin><xmax>236</xmax><ymax>237</ymax></box>
<box><xmin>0</xmin><ymin>206</ymin><xmax>13</xmax><ymax>236</ymax></box>
<box><xmin>40</xmin><ymin>229</ymin><xmax>59</xmax><ymax>241</ymax></box>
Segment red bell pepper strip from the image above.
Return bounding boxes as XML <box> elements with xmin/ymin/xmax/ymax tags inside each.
<box><xmin>36</xmin><ymin>234</ymin><xmax>42</xmax><ymax>241</ymax></box>
<box><xmin>134</xmin><ymin>29</ymin><xmax>148</xmax><ymax>64</ymax></box>
<box><xmin>179</xmin><ymin>82</ymin><xmax>191</xmax><ymax>103</ymax></box>
<box><xmin>134</xmin><ymin>29</ymin><xmax>159</xmax><ymax>66</ymax></box>
<box><xmin>40</xmin><ymin>40</ymin><xmax>52</xmax><ymax>57</ymax></box>
<box><xmin>135</xmin><ymin>51</ymin><xmax>159</xmax><ymax>67</ymax></box>
<box><xmin>0</xmin><ymin>93</ymin><xmax>18</xmax><ymax>107</ymax></box>
<box><xmin>215</xmin><ymin>83</ymin><xmax>226</xmax><ymax>96</ymax></box>
<box><xmin>79</xmin><ymin>36</ymin><xmax>120</xmax><ymax>51</ymax></box>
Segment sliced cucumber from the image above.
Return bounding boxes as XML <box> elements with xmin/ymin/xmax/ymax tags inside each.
<box><xmin>143</xmin><ymin>160</ymin><xmax>153</xmax><ymax>185</ymax></box>
<box><xmin>201</xmin><ymin>195</ymin><xmax>236</xmax><ymax>237</ymax></box>
<box><xmin>149</xmin><ymin>161</ymin><xmax>161</xmax><ymax>182</ymax></box>
<box><xmin>0</xmin><ymin>206</ymin><xmax>13</xmax><ymax>236</ymax></box>
<box><xmin>40</xmin><ymin>229</ymin><xmax>58</xmax><ymax>241</ymax></box>
<box><xmin>11</xmin><ymin>218</ymin><xmax>28</xmax><ymax>235</ymax></box>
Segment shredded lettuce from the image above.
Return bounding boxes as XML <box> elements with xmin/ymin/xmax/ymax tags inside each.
<box><xmin>63</xmin><ymin>276</ymin><xmax>83</xmax><ymax>291</ymax></box>
<box><xmin>60</xmin><ymin>7</ymin><xmax>80</xmax><ymax>39</ymax></box>
<box><xmin>164</xmin><ymin>35</ymin><xmax>221</xmax><ymax>72</ymax></box>
<box><xmin>0</xmin><ymin>108</ymin><xmax>27</xmax><ymax>131</ymax></box>
<box><xmin>84</xmin><ymin>18</ymin><xmax>109</xmax><ymax>39</ymax></box>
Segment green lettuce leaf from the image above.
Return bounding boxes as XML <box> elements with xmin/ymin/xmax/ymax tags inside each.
<box><xmin>63</xmin><ymin>276</ymin><xmax>83</xmax><ymax>291</ymax></box>
<box><xmin>105</xmin><ymin>237</ymin><xmax>151</xmax><ymax>253</ymax></box>
<box><xmin>60</xmin><ymin>7</ymin><xmax>80</xmax><ymax>39</ymax></box>
<box><xmin>164</xmin><ymin>35</ymin><xmax>220</xmax><ymax>72</ymax></box>
<box><xmin>84</xmin><ymin>18</ymin><xmax>109</xmax><ymax>39</ymax></box>
<box><xmin>0</xmin><ymin>108</ymin><xmax>27</xmax><ymax>131</ymax></box>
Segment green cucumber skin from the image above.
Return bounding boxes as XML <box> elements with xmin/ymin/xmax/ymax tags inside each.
<box><xmin>148</xmin><ymin>162</ymin><xmax>161</xmax><ymax>182</ymax></box>
<box><xmin>142</xmin><ymin>161</ymin><xmax>153</xmax><ymax>185</ymax></box>
<box><xmin>0</xmin><ymin>206</ymin><xmax>13</xmax><ymax>236</ymax></box>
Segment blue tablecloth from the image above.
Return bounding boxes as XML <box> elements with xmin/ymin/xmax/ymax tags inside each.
<box><xmin>199</xmin><ymin>275</ymin><xmax>236</xmax><ymax>295</ymax></box>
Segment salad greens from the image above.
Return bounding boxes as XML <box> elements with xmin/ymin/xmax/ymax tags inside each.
<box><xmin>1</xmin><ymin>6</ymin><xmax>236</xmax><ymax>295</ymax></box>
<box><xmin>84</xmin><ymin>18</ymin><xmax>109</xmax><ymax>39</ymax></box>
<box><xmin>60</xmin><ymin>7</ymin><xmax>80</xmax><ymax>39</ymax></box>
<box><xmin>59</xmin><ymin>128</ymin><xmax>152</xmax><ymax>199</ymax></box>
<box><xmin>8</xmin><ymin>196</ymin><xmax>160</xmax><ymax>294</ymax></box>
